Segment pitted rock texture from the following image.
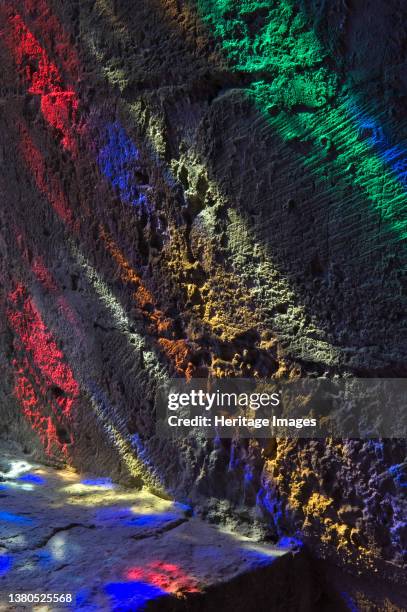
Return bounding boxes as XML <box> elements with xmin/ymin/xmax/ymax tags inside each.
<box><xmin>0</xmin><ymin>0</ymin><xmax>406</xmax><ymax>603</ymax></box>
<box><xmin>0</xmin><ymin>451</ymin><xmax>320</xmax><ymax>611</ymax></box>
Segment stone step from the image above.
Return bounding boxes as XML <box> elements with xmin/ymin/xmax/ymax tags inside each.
<box><xmin>0</xmin><ymin>453</ymin><xmax>316</xmax><ymax>611</ymax></box>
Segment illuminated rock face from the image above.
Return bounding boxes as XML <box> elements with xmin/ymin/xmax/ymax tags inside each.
<box><xmin>0</xmin><ymin>0</ymin><xmax>406</xmax><ymax>601</ymax></box>
<box><xmin>0</xmin><ymin>451</ymin><xmax>319</xmax><ymax>611</ymax></box>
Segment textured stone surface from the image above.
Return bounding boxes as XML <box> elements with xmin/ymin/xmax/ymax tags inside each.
<box><xmin>0</xmin><ymin>0</ymin><xmax>406</xmax><ymax>605</ymax></box>
<box><xmin>0</xmin><ymin>451</ymin><xmax>318</xmax><ymax>611</ymax></box>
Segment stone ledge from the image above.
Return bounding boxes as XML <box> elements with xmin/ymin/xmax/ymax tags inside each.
<box><xmin>0</xmin><ymin>453</ymin><xmax>316</xmax><ymax>611</ymax></box>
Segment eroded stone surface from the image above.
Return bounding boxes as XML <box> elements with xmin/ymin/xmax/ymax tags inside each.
<box><xmin>0</xmin><ymin>0</ymin><xmax>406</xmax><ymax>600</ymax></box>
<box><xmin>0</xmin><ymin>452</ymin><xmax>312</xmax><ymax>611</ymax></box>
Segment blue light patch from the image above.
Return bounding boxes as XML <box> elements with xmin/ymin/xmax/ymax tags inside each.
<box><xmin>0</xmin><ymin>511</ymin><xmax>34</xmax><ymax>525</ymax></box>
<box><xmin>241</xmin><ymin>549</ymin><xmax>278</xmax><ymax>568</ymax></box>
<box><xmin>81</xmin><ymin>478</ymin><xmax>115</xmax><ymax>489</ymax></box>
<box><xmin>18</xmin><ymin>473</ymin><xmax>46</xmax><ymax>485</ymax></box>
<box><xmin>277</xmin><ymin>536</ymin><xmax>303</xmax><ymax>549</ymax></box>
<box><xmin>35</xmin><ymin>550</ymin><xmax>53</xmax><ymax>568</ymax></box>
<box><xmin>95</xmin><ymin>507</ymin><xmax>134</xmax><ymax>522</ymax></box>
<box><xmin>130</xmin><ymin>434</ymin><xmax>157</xmax><ymax>476</ymax></box>
<box><xmin>124</xmin><ymin>513</ymin><xmax>179</xmax><ymax>528</ymax></box>
<box><xmin>340</xmin><ymin>591</ymin><xmax>359</xmax><ymax>612</ymax></box>
<box><xmin>174</xmin><ymin>502</ymin><xmax>193</xmax><ymax>515</ymax></box>
<box><xmin>95</xmin><ymin>507</ymin><xmax>179</xmax><ymax>528</ymax></box>
<box><xmin>256</xmin><ymin>486</ymin><xmax>274</xmax><ymax>514</ymax></box>
<box><xmin>351</xmin><ymin>106</ymin><xmax>407</xmax><ymax>191</ymax></box>
<box><xmin>0</xmin><ymin>554</ymin><xmax>13</xmax><ymax>576</ymax></box>
<box><xmin>97</xmin><ymin>122</ymin><xmax>147</xmax><ymax>207</ymax></box>
<box><xmin>73</xmin><ymin>587</ymin><xmax>100</xmax><ymax>610</ymax></box>
<box><xmin>389</xmin><ymin>463</ymin><xmax>407</xmax><ymax>488</ymax></box>
<box><xmin>104</xmin><ymin>581</ymin><xmax>166</xmax><ymax>611</ymax></box>
<box><xmin>244</xmin><ymin>466</ymin><xmax>254</xmax><ymax>482</ymax></box>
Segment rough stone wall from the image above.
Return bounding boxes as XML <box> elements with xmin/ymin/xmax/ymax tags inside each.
<box><xmin>0</xmin><ymin>0</ymin><xmax>406</xmax><ymax>594</ymax></box>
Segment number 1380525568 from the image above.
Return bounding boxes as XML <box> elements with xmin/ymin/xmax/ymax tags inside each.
<box><xmin>8</xmin><ymin>593</ymin><xmax>73</xmax><ymax>605</ymax></box>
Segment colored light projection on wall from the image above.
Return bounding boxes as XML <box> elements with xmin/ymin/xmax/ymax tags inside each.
<box><xmin>193</xmin><ymin>0</ymin><xmax>407</xmax><ymax>244</ymax></box>
<box><xmin>99</xmin><ymin>225</ymin><xmax>194</xmax><ymax>377</ymax></box>
<box><xmin>350</xmin><ymin>105</ymin><xmax>407</xmax><ymax>192</ymax></box>
<box><xmin>97</xmin><ymin>121</ymin><xmax>147</xmax><ymax>207</ymax></box>
<box><xmin>3</xmin><ymin>0</ymin><xmax>319</xmax><ymax>381</ymax></box>
<box><xmin>73</xmin><ymin>0</ymin><xmax>358</xmax><ymax>370</ymax></box>
<box><xmin>12</xmin><ymin>0</ymin><xmax>81</xmax><ymax>78</ymax></box>
<box><xmin>16</xmin><ymin>124</ymin><xmax>77</xmax><ymax>229</ymax></box>
<box><xmin>8</xmin><ymin>231</ymin><xmax>162</xmax><ymax>485</ymax></box>
<box><xmin>256</xmin><ymin>438</ymin><xmax>407</xmax><ymax>566</ymax></box>
<box><xmin>9</xmin><ymin>225</ymin><xmax>168</xmax><ymax>492</ymax></box>
<box><xmin>389</xmin><ymin>463</ymin><xmax>407</xmax><ymax>489</ymax></box>
<box><xmin>85</xmin><ymin>381</ymin><xmax>166</xmax><ymax>494</ymax></box>
<box><xmin>15</xmin><ymin>229</ymin><xmax>85</xmax><ymax>340</ymax></box>
<box><xmin>1</xmin><ymin>10</ymin><xmax>78</xmax><ymax>153</ymax></box>
<box><xmin>2</xmin><ymin>3</ymin><xmax>149</xmax><ymax>212</ymax></box>
<box><xmin>0</xmin><ymin>1</ymin><xmax>405</xmax><ymax>586</ymax></box>
<box><xmin>12</xmin><ymin>0</ymin><xmax>278</xmax><ymax>356</ymax></box>
<box><xmin>2</xmin><ymin>6</ymin><xmax>195</xmax><ymax>381</ymax></box>
<box><xmin>16</xmin><ymin>117</ymin><xmax>182</xmax><ymax>380</ymax></box>
<box><xmin>31</xmin><ymin>255</ymin><xmax>85</xmax><ymax>340</ymax></box>
<box><xmin>6</xmin><ymin>284</ymin><xmax>79</xmax><ymax>456</ymax></box>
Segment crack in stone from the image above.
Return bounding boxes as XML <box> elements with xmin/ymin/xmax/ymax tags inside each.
<box><xmin>54</xmin><ymin>563</ymin><xmax>69</xmax><ymax>572</ymax></box>
<box><xmin>130</xmin><ymin>517</ymin><xmax>188</xmax><ymax>540</ymax></box>
<box><xmin>1</xmin><ymin>523</ymin><xmax>96</xmax><ymax>553</ymax></box>
<box><xmin>2</xmin><ymin>518</ymin><xmax>188</xmax><ymax>554</ymax></box>
<box><xmin>33</xmin><ymin>523</ymin><xmax>96</xmax><ymax>550</ymax></box>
